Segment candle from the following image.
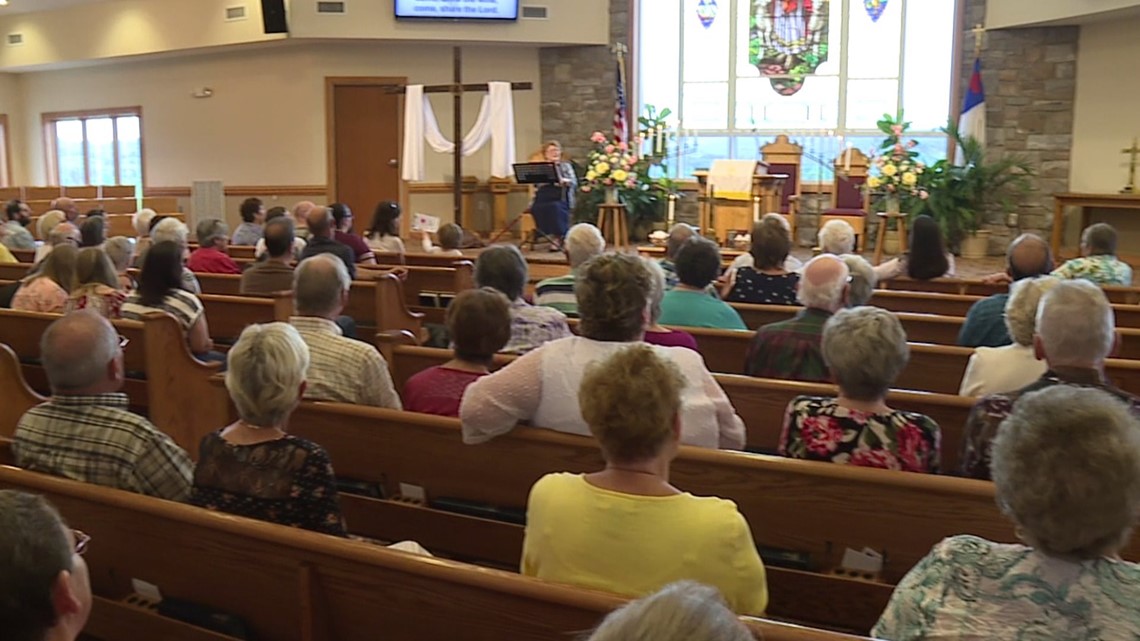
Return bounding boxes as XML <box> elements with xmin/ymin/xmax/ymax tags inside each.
<box><xmin>844</xmin><ymin>143</ymin><xmax>852</xmax><ymax>172</ymax></box>
<box><xmin>667</xmin><ymin>194</ymin><xmax>676</xmax><ymax>226</ymax></box>
<box><xmin>752</xmin><ymin>195</ymin><xmax>761</xmax><ymax>222</ymax></box>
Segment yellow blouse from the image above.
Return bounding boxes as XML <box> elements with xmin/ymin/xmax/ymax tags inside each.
<box><xmin>521</xmin><ymin>472</ymin><xmax>768</xmax><ymax>615</ymax></box>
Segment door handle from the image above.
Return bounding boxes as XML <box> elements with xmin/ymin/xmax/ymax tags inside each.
<box><xmin>388</xmin><ymin>158</ymin><xmax>399</xmax><ymax>167</ymax></box>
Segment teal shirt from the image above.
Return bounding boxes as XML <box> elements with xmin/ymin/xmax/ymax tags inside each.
<box><xmin>658</xmin><ymin>289</ymin><xmax>747</xmax><ymax>330</ymax></box>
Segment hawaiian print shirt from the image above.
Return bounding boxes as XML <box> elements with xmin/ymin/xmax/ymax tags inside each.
<box><xmin>1051</xmin><ymin>254</ymin><xmax>1133</xmax><ymax>286</ymax></box>
<box><xmin>779</xmin><ymin>396</ymin><xmax>941</xmax><ymax>473</ymax></box>
<box><xmin>959</xmin><ymin>367</ymin><xmax>1140</xmax><ymax>480</ymax></box>
<box><xmin>873</xmin><ymin>535</ymin><xmax>1140</xmax><ymax>641</ymax></box>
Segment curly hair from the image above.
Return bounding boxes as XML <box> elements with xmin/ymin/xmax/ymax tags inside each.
<box><xmin>822</xmin><ymin>306</ymin><xmax>909</xmax><ymax>400</ymax></box>
<box><xmin>579</xmin><ymin>345</ymin><xmax>685</xmax><ymax>463</ymax></box>
<box><xmin>575</xmin><ymin>253</ymin><xmax>652</xmax><ymax>342</ymax></box>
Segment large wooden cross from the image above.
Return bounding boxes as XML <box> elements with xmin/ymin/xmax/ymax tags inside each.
<box><xmin>393</xmin><ymin>47</ymin><xmax>532</xmax><ymax>227</ymax></box>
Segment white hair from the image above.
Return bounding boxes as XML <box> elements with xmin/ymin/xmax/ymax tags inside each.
<box><xmin>761</xmin><ymin>212</ymin><xmax>791</xmax><ymax>232</ymax></box>
<box><xmin>294</xmin><ymin>254</ymin><xmax>350</xmax><ymax>317</ymax></box>
<box><xmin>132</xmin><ymin>209</ymin><xmax>157</xmax><ymax>237</ymax></box>
<box><xmin>1035</xmin><ymin>279</ymin><xmax>1114</xmax><ymax>367</ymax></box>
<box><xmin>818</xmin><ymin>219</ymin><xmax>856</xmax><ymax>254</ymax></box>
<box><xmin>196</xmin><ymin>218</ymin><xmax>229</xmax><ymax>247</ymax></box>
<box><xmin>36</xmin><ymin>210</ymin><xmax>66</xmax><ymax>239</ymax></box>
<box><xmin>565</xmin><ymin>223</ymin><xmax>606</xmax><ymax>268</ymax></box>
<box><xmin>40</xmin><ymin>311</ymin><xmax>118</xmax><ymax>392</ymax></box>
<box><xmin>643</xmin><ymin>257</ymin><xmax>667</xmax><ymax>324</ymax></box>
<box><xmin>103</xmin><ymin>236</ymin><xmax>136</xmax><ymax>272</ymax></box>
<box><xmin>1004</xmin><ymin>276</ymin><xmax>1061</xmax><ymax>347</ymax></box>
<box><xmin>225</xmin><ymin>322</ymin><xmax>310</xmax><ymax>427</ymax></box>
<box><xmin>586</xmin><ymin>581</ymin><xmax>752</xmax><ymax>641</ymax></box>
<box><xmin>797</xmin><ymin>255</ymin><xmax>850</xmax><ymax>311</ymax></box>
<box><xmin>151</xmin><ymin>218</ymin><xmax>189</xmax><ymax>248</ymax></box>
<box><xmin>822</xmin><ymin>306</ymin><xmax>909</xmax><ymax>400</ymax></box>
<box><xmin>840</xmin><ymin>254</ymin><xmax>876</xmax><ymax>307</ymax></box>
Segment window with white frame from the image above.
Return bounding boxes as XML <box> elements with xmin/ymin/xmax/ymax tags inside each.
<box><xmin>44</xmin><ymin>108</ymin><xmax>143</xmax><ymax>190</ymax></box>
<box><xmin>637</xmin><ymin>0</ymin><xmax>958</xmax><ymax>180</ymax></box>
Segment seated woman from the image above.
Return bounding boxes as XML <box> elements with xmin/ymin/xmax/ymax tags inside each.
<box><xmin>779</xmin><ymin>306</ymin><xmax>941</xmax><ymax>473</ymax></box>
<box><xmin>958</xmin><ymin>276</ymin><xmax>1057</xmax><ymax>396</ymax></box>
<box><xmin>65</xmin><ymin>247</ymin><xmax>126</xmax><ymax>319</ymax></box>
<box><xmin>461</xmin><ymin>253</ymin><xmax>745</xmax><ymax>450</ymax></box>
<box><xmin>723</xmin><ymin>214</ymin><xmax>802</xmax><ymax>280</ymax></box>
<box><xmin>1052</xmin><ymin>222</ymin><xmax>1133</xmax><ymax>285</ymax></box>
<box><xmin>103</xmin><ymin>236</ymin><xmax>137</xmax><ymax>291</ymax></box>
<box><xmin>722</xmin><ymin>216</ymin><xmax>800</xmax><ymax>305</ymax></box>
<box><xmin>404</xmin><ymin>287</ymin><xmax>512</xmax><ymax>417</ymax></box>
<box><xmin>475</xmin><ymin>244</ymin><xmax>571</xmax><ymax>354</ymax></box>
<box><xmin>873</xmin><ymin>215</ymin><xmax>956</xmax><ymax>282</ymax></box>
<box><xmin>11</xmin><ymin>244</ymin><xmax>77</xmax><ymax>313</ymax></box>
<box><xmin>366</xmin><ymin>200</ymin><xmax>406</xmax><ymax>255</ymax></box>
<box><xmin>586</xmin><ymin>581</ymin><xmax>753</xmax><ymax>641</ymax></box>
<box><xmin>120</xmin><ymin>241</ymin><xmax>215</xmax><ymax>358</ymax></box>
<box><xmin>643</xmin><ymin>259</ymin><xmax>699</xmax><ymax>351</ymax></box>
<box><xmin>522</xmin><ymin>346</ymin><xmax>767</xmax><ymax>614</ymax></box>
<box><xmin>873</xmin><ymin>386</ymin><xmax>1140</xmax><ymax>640</ymax></box>
<box><xmin>191</xmin><ymin>323</ymin><xmax>347</xmax><ymax>536</ymax></box>
<box><xmin>818</xmin><ymin>219</ymin><xmax>856</xmax><ymax>254</ymax></box>
<box><xmin>658</xmin><ymin>238</ymin><xmax>746</xmax><ymax>330</ymax></box>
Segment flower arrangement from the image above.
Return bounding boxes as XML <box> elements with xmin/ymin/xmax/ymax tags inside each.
<box><xmin>866</xmin><ymin>114</ymin><xmax>927</xmax><ymax>206</ymax></box>
<box><xmin>581</xmin><ymin>131</ymin><xmax>639</xmax><ymax>195</ymax></box>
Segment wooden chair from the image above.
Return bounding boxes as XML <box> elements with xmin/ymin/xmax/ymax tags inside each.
<box><xmin>818</xmin><ymin>149</ymin><xmax>870</xmax><ymax>252</ymax></box>
<box><xmin>760</xmin><ymin>135</ymin><xmax>804</xmax><ymax>243</ymax></box>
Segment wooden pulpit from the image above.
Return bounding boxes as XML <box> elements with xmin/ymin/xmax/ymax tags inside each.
<box><xmin>694</xmin><ymin>164</ymin><xmax>789</xmax><ymax>244</ymax></box>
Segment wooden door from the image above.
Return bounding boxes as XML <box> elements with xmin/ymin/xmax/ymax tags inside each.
<box><xmin>326</xmin><ymin>77</ymin><xmax>404</xmax><ymax>235</ymax></box>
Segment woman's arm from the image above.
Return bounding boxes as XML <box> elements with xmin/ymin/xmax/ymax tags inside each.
<box><xmin>187</xmin><ymin>313</ymin><xmax>214</xmax><ymax>355</ymax></box>
<box><xmin>459</xmin><ymin>348</ymin><xmax>545</xmax><ymax>444</ymax></box>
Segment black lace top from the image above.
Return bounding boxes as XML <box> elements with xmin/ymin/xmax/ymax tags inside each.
<box><xmin>190</xmin><ymin>432</ymin><xmax>348</xmax><ymax>537</ymax></box>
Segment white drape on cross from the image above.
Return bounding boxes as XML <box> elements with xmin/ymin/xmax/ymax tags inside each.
<box><xmin>401</xmin><ymin>81</ymin><xmax>517</xmax><ymax>182</ymax></box>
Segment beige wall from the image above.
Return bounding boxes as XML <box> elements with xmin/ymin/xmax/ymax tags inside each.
<box><xmin>987</xmin><ymin>0</ymin><xmax>1140</xmax><ymax>27</ymax></box>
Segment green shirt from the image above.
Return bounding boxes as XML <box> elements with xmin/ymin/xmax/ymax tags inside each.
<box><xmin>658</xmin><ymin>289</ymin><xmax>747</xmax><ymax>330</ymax></box>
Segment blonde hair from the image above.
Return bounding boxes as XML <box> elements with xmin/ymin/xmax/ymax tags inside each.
<box><xmin>36</xmin><ymin>210</ymin><xmax>66</xmax><ymax>239</ymax></box>
<box><xmin>579</xmin><ymin>345</ymin><xmax>685</xmax><ymax>463</ymax></box>
<box><xmin>1004</xmin><ymin>276</ymin><xmax>1060</xmax><ymax>347</ymax></box>
<box><xmin>586</xmin><ymin>581</ymin><xmax>751</xmax><ymax>641</ymax></box>
<box><xmin>225</xmin><ymin>323</ymin><xmax>310</xmax><ymax>427</ymax></box>
<box><xmin>74</xmin><ymin>247</ymin><xmax>120</xmax><ymax>290</ymax></box>
<box><xmin>28</xmin><ymin>243</ymin><xmax>78</xmax><ymax>292</ymax></box>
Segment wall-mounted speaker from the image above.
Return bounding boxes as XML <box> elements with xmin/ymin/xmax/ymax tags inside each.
<box><xmin>261</xmin><ymin>0</ymin><xmax>288</xmax><ymax>33</ymax></box>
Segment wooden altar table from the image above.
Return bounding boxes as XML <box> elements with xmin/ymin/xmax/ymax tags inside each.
<box><xmin>1053</xmin><ymin>193</ymin><xmax>1140</xmax><ymax>261</ymax></box>
<box><xmin>694</xmin><ymin>168</ymin><xmax>789</xmax><ymax>244</ymax></box>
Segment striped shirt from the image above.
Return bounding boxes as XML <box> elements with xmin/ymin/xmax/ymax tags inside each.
<box><xmin>534</xmin><ymin>273</ymin><xmax>578</xmax><ymax>317</ymax></box>
<box><xmin>289</xmin><ymin>316</ymin><xmax>402</xmax><ymax>409</ymax></box>
<box><xmin>120</xmin><ymin>288</ymin><xmax>204</xmax><ymax>331</ymax></box>
<box><xmin>13</xmin><ymin>393</ymin><xmax>194</xmax><ymax>501</ymax></box>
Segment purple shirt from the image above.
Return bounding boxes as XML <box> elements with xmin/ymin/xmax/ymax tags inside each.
<box><xmin>644</xmin><ymin>329</ymin><xmax>699</xmax><ymax>352</ymax></box>
<box><xmin>335</xmin><ymin>231</ymin><xmax>375</xmax><ymax>263</ymax></box>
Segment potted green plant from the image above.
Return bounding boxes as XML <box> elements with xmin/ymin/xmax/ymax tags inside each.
<box><xmin>913</xmin><ymin>124</ymin><xmax>1034</xmax><ymax>258</ymax></box>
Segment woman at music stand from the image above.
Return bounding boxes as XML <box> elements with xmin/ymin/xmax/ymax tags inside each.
<box><xmin>528</xmin><ymin>141</ymin><xmax>578</xmax><ymax>252</ymax></box>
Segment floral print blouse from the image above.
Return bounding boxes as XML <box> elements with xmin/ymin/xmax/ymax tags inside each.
<box><xmin>779</xmin><ymin>396</ymin><xmax>941</xmax><ymax>473</ymax></box>
<box><xmin>873</xmin><ymin>535</ymin><xmax>1140</xmax><ymax>641</ymax></box>
<box><xmin>65</xmin><ymin>284</ymin><xmax>126</xmax><ymax>319</ymax></box>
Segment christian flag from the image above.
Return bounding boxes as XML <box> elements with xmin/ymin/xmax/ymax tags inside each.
<box><xmin>956</xmin><ymin>58</ymin><xmax>986</xmax><ymax>164</ymax></box>
<box><xmin>613</xmin><ymin>61</ymin><xmax>628</xmax><ymax>144</ymax></box>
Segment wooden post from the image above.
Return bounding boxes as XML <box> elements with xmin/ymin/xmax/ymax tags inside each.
<box><xmin>488</xmin><ymin>176</ymin><xmax>513</xmax><ymax>237</ymax></box>
<box><xmin>453</xmin><ymin>47</ymin><xmax>464</xmax><ymax>226</ymax></box>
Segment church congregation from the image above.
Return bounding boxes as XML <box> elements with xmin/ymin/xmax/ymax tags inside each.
<box><xmin>4</xmin><ymin>1</ymin><xmax>1140</xmax><ymax>640</ymax></box>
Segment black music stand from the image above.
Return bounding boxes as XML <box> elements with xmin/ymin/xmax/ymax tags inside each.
<box><xmin>487</xmin><ymin>162</ymin><xmax>563</xmax><ymax>247</ymax></box>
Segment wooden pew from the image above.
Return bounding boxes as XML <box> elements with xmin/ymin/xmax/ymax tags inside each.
<box><xmin>880</xmin><ymin>276</ymin><xmax>1140</xmax><ymax>305</ymax></box>
<box><xmin>198</xmin><ymin>292</ymin><xmax>292</xmax><ymax>345</ymax></box>
<box><xmin>360</xmin><ymin>262</ymin><xmax>475</xmax><ymax>324</ymax></box>
<box><xmin>0</xmin><ymin>314</ymin><xmax>224</xmax><ymax>454</ymax></box>
<box><xmin>0</xmin><ymin>464</ymin><xmax>866</xmax><ymax>641</ymax></box>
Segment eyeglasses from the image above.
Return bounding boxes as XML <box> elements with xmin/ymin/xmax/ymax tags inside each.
<box><xmin>72</xmin><ymin>529</ymin><xmax>91</xmax><ymax>556</ymax></box>
<box><xmin>118</xmin><ymin>335</ymin><xmax>130</xmax><ymax>349</ymax></box>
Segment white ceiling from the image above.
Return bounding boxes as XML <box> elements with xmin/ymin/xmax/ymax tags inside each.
<box><xmin>0</xmin><ymin>0</ymin><xmax>114</xmax><ymax>15</ymax></box>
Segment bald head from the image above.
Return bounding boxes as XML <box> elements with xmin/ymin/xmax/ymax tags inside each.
<box><xmin>294</xmin><ymin>253</ymin><xmax>350</xmax><ymax>317</ymax></box>
<box><xmin>1007</xmin><ymin>233</ymin><xmax>1053</xmax><ymax>281</ymax></box>
<box><xmin>51</xmin><ymin>197</ymin><xmax>80</xmax><ymax>222</ymax></box>
<box><xmin>666</xmin><ymin>224</ymin><xmax>697</xmax><ymax>260</ymax></box>
<box><xmin>305</xmin><ymin>206</ymin><xmax>333</xmax><ymax>238</ymax></box>
<box><xmin>49</xmin><ymin>222</ymin><xmax>80</xmax><ymax>247</ymax></box>
<box><xmin>40</xmin><ymin>310</ymin><xmax>121</xmax><ymax>393</ymax></box>
<box><xmin>292</xmin><ymin>201</ymin><xmax>316</xmax><ymax>227</ymax></box>
<box><xmin>798</xmin><ymin>254</ymin><xmax>850</xmax><ymax>312</ymax></box>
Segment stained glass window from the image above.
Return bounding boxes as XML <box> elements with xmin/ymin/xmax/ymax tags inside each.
<box><xmin>637</xmin><ymin>0</ymin><xmax>957</xmax><ymax>179</ymax></box>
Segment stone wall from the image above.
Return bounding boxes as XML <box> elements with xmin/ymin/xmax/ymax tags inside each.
<box><xmin>541</xmin><ymin>0</ymin><xmax>1080</xmax><ymax>253</ymax></box>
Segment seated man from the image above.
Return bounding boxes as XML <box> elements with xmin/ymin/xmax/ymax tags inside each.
<box><xmin>0</xmin><ymin>491</ymin><xmax>92</xmax><ymax>641</ymax></box>
<box><xmin>50</xmin><ymin>197</ymin><xmax>81</xmax><ymax>223</ymax></box>
<box><xmin>959</xmin><ymin>280</ymin><xmax>1140</xmax><ymax>479</ymax></box>
<box><xmin>534</xmin><ymin>222</ymin><xmax>605</xmax><ymax>317</ymax></box>
<box><xmin>299</xmin><ymin>205</ymin><xmax>357</xmax><ymax>279</ymax></box>
<box><xmin>744</xmin><ymin>254</ymin><xmax>850</xmax><ymax>383</ymax></box>
<box><xmin>230</xmin><ymin>197</ymin><xmax>266</xmax><ymax>246</ymax></box>
<box><xmin>1051</xmin><ymin>222</ymin><xmax>1133</xmax><ymax>285</ymax></box>
<box><xmin>0</xmin><ymin>198</ymin><xmax>35</xmax><ymax>250</ymax></box>
<box><xmin>33</xmin><ymin>220</ymin><xmax>80</xmax><ymax>265</ymax></box>
<box><xmin>959</xmin><ymin>233</ymin><xmax>1053</xmax><ymax>348</ymax></box>
<box><xmin>290</xmin><ymin>254</ymin><xmax>401</xmax><ymax>408</ymax></box>
<box><xmin>14</xmin><ymin>311</ymin><xmax>194</xmax><ymax>501</ymax></box>
<box><xmin>187</xmin><ymin>218</ymin><xmax>241</xmax><ymax>274</ymax></box>
<box><xmin>658</xmin><ymin>237</ymin><xmax>746</xmax><ymax>330</ymax></box>
<box><xmin>241</xmin><ymin>217</ymin><xmax>296</xmax><ymax>295</ymax></box>
<box><xmin>659</xmin><ymin>223</ymin><xmax>696</xmax><ymax>289</ymax></box>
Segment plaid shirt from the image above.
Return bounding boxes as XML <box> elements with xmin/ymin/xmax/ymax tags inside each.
<box><xmin>744</xmin><ymin>307</ymin><xmax>832</xmax><ymax>383</ymax></box>
<box><xmin>503</xmin><ymin>299</ymin><xmax>572</xmax><ymax>355</ymax></box>
<box><xmin>13</xmin><ymin>393</ymin><xmax>194</xmax><ymax>501</ymax></box>
<box><xmin>959</xmin><ymin>367</ymin><xmax>1140</xmax><ymax>479</ymax></box>
<box><xmin>290</xmin><ymin>316</ymin><xmax>402</xmax><ymax>409</ymax></box>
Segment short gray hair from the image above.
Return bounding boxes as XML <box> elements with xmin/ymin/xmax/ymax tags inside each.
<box><xmin>40</xmin><ymin>311</ymin><xmax>118</xmax><ymax>392</ymax></box>
<box><xmin>151</xmin><ymin>217</ymin><xmax>189</xmax><ymax>248</ymax></box>
<box><xmin>103</xmin><ymin>236</ymin><xmax>136</xmax><ymax>272</ymax></box>
<box><xmin>840</xmin><ymin>254</ymin><xmax>876</xmax><ymax>307</ymax></box>
<box><xmin>1081</xmin><ymin>222</ymin><xmax>1118</xmax><ymax>256</ymax></box>
<box><xmin>643</xmin><ymin>257</ymin><xmax>667</xmax><ymax>324</ymax></box>
<box><xmin>822</xmin><ymin>306</ymin><xmax>909</xmax><ymax>400</ymax></box>
<box><xmin>195</xmin><ymin>218</ymin><xmax>229</xmax><ymax>247</ymax></box>
<box><xmin>132</xmin><ymin>208</ymin><xmax>157</xmax><ymax>237</ymax></box>
<box><xmin>1036</xmin><ymin>280</ymin><xmax>1114</xmax><ymax>367</ymax></box>
<box><xmin>665</xmin><ymin>223</ymin><xmax>696</xmax><ymax>259</ymax></box>
<box><xmin>993</xmin><ymin>386</ymin><xmax>1140</xmax><ymax>559</ymax></box>
<box><xmin>818</xmin><ymin>219</ymin><xmax>856</xmax><ymax>254</ymax></box>
<box><xmin>225</xmin><ymin>323</ymin><xmax>310</xmax><ymax>427</ymax></box>
<box><xmin>1004</xmin><ymin>276</ymin><xmax>1060</xmax><ymax>347</ymax></box>
<box><xmin>565</xmin><ymin>223</ymin><xmax>605</xmax><ymax>268</ymax></box>
<box><xmin>586</xmin><ymin>581</ymin><xmax>751</xmax><ymax>641</ymax></box>
<box><xmin>294</xmin><ymin>254</ymin><xmax>350</xmax><ymax>316</ymax></box>
<box><xmin>798</xmin><ymin>254</ymin><xmax>850</xmax><ymax>311</ymax></box>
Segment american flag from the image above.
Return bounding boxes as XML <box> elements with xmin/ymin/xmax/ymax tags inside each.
<box><xmin>613</xmin><ymin>61</ymin><xmax>628</xmax><ymax>144</ymax></box>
